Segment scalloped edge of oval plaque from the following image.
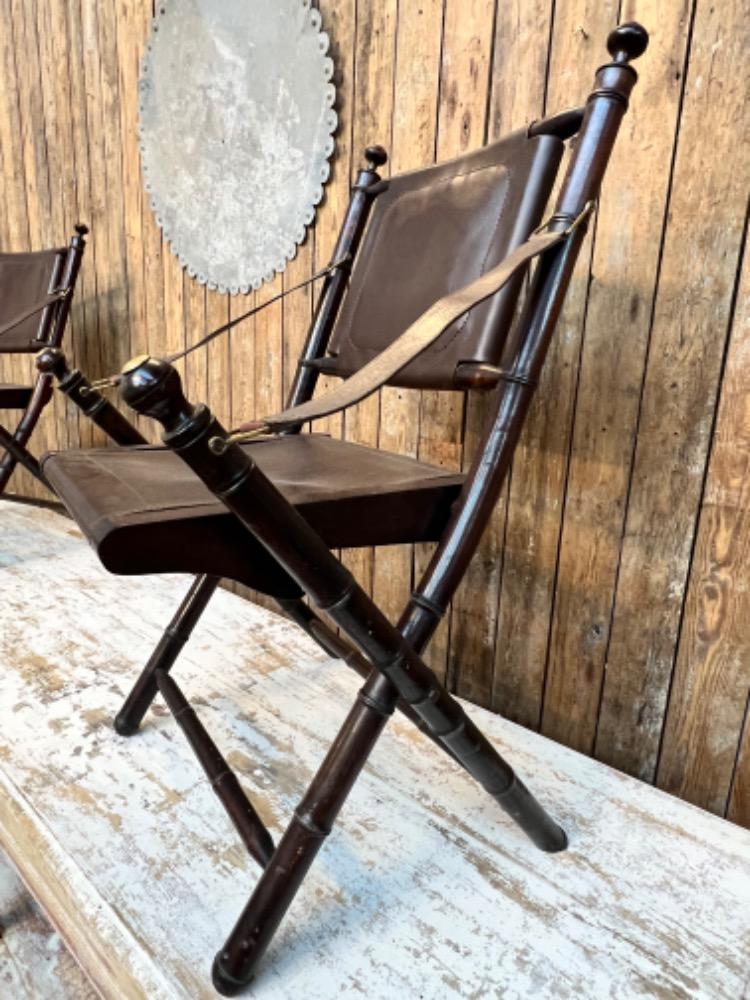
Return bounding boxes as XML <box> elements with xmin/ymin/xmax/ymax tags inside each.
<box><xmin>139</xmin><ymin>0</ymin><xmax>337</xmax><ymax>296</ymax></box>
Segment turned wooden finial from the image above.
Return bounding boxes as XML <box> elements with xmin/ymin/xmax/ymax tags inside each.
<box><xmin>36</xmin><ymin>347</ymin><xmax>70</xmax><ymax>380</ymax></box>
<box><xmin>606</xmin><ymin>22</ymin><xmax>649</xmax><ymax>64</ymax></box>
<box><xmin>364</xmin><ymin>145</ymin><xmax>388</xmax><ymax>170</ymax></box>
<box><xmin>118</xmin><ymin>355</ymin><xmax>194</xmax><ymax>431</ymax></box>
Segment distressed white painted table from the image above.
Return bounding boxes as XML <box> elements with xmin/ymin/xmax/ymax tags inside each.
<box><xmin>0</xmin><ymin>849</ymin><xmax>98</xmax><ymax>999</ymax></box>
<box><xmin>1</xmin><ymin>500</ymin><xmax>749</xmax><ymax>999</ymax></box>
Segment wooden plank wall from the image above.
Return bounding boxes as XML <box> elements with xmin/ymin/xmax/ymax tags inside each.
<box><xmin>1</xmin><ymin>0</ymin><xmax>748</xmax><ymax>827</ymax></box>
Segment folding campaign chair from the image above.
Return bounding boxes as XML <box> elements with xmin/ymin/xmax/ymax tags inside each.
<box><xmin>0</xmin><ymin>226</ymin><xmax>87</xmax><ymax>495</ymax></box>
<box><xmin>40</xmin><ymin>24</ymin><xmax>648</xmax><ymax>994</ymax></box>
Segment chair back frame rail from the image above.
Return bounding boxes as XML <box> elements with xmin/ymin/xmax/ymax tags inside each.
<box><xmin>0</xmin><ymin>225</ymin><xmax>87</xmax><ymax>494</ymax></box>
<box><xmin>38</xmin><ymin>24</ymin><xmax>647</xmax><ymax>994</ymax></box>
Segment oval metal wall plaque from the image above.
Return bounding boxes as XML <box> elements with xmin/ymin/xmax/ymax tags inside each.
<box><xmin>139</xmin><ymin>0</ymin><xmax>337</xmax><ymax>294</ymax></box>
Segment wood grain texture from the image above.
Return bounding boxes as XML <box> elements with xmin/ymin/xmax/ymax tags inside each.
<box><xmin>340</xmin><ymin>0</ymin><xmax>398</xmax><ymax>603</ymax></box>
<box><xmin>0</xmin><ymin>850</ymin><xmax>99</xmax><ymax>1000</ymax></box>
<box><xmin>656</xmin><ymin>227</ymin><xmax>750</xmax><ymax>813</ymax></box>
<box><xmin>596</xmin><ymin>0</ymin><xmax>750</xmax><ymax>786</ymax></box>
<box><xmin>492</xmin><ymin>1</ymin><xmax>616</xmax><ymax>733</ymax></box>
<box><xmin>454</xmin><ymin>0</ymin><xmax>554</xmax><ymax>711</ymax></box>
<box><xmin>533</xmin><ymin>0</ymin><xmax>620</xmax><ymax>749</ymax></box>
<box><xmin>542</xmin><ymin>0</ymin><xmax>693</xmax><ymax>755</ymax></box>
<box><xmin>418</xmin><ymin>0</ymin><xmax>496</xmax><ymax>682</ymax></box>
<box><xmin>1</xmin><ymin>501</ymin><xmax>749</xmax><ymax>999</ymax></box>
<box><xmin>0</xmin><ymin>0</ymin><xmax>748</xmax><ymax>826</ymax></box>
<box><xmin>372</xmin><ymin>0</ymin><xmax>443</xmax><ymax>625</ymax></box>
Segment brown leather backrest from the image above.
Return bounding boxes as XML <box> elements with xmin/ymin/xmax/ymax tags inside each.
<box><xmin>0</xmin><ymin>248</ymin><xmax>67</xmax><ymax>353</ymax></box>
<box><xmin>322</xmin><ymin>129</ymin><xmax>564</xmax><ymax>389</ymax></box>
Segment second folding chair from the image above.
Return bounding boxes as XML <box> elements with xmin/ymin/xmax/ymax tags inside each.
<box><xmin>0</xmin><ymin>227</ymin><xmax>87</xmax><ymax>495</ymax></box>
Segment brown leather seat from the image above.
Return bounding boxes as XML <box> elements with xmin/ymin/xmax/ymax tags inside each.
<box><xmin>0</xmin><ymin>384</ymin><xmax>34</xmax><ymax>409</ymax></box>
<box><xmin>43</xmin><ymin>434</ymin><xmax>464</xmax><ymax>595</ymax></box>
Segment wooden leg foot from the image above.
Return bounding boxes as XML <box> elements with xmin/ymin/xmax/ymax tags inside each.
<box><xmin>212</xmin><ymin>954</ymin><xmax>251</xmax><ymax>997</ymax></box>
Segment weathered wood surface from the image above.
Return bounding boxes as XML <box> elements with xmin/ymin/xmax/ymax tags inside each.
<box><xmin>595</xmin><ymin>0</ymin><xmax>750</xmax><ymax>790</ymax></box>
<box><xmin>0</xmin><ymin>850</ymin><xmax>99</xmax><ymax>1000</ymax></box>
<box><xmin>1</xmin><ymin>502</ymin><xmax>749</xmax><ymax>1000</ymax></box>
<box><xmin>541</xmin><ymin>0</ymin><xmax>692</xmax><ymax>756</ymax></box>
<box><xmin>657</xmin><ymin>220</ymin><xmax>750</xmax><ymax>821</ymax></box>
<box><xmin>0</xmin><ymin>0</ymin><xmax>748</xmax><ymax>825</ymax></box>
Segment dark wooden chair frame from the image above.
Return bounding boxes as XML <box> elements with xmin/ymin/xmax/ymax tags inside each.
<box><xmin>39</xmin><ymin>25</ymin><xmax>648</xmax><ymax>995</ymax></box>
<box><xmin>0</xmin><ymin>226</ymin><xmax>87</xmax><ymax>495</ymax></box>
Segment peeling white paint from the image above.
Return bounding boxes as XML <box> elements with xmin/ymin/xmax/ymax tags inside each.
<box><xmin>0</xmin><ymin>501</ymin><xmax>749</xmax><ymax>999</ymax></box>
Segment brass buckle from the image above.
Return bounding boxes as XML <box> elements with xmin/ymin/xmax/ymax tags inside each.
<box><xmin>564</xmin><ymin>200</ymin><xmax>596</xmax><ymax>235</ymax></box>
<box><xmin>209</xmin><ymin>423</ymin><xmax>272</xmax><ymax>455</ymax></box>
<box><xmin>534</xmin><ymin>200</ymin><xmax>596</xmax><ymax>237</ymax></box>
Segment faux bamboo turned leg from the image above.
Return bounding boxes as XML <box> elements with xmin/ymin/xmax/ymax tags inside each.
<box><xmin>213</xmin><ymin>599</ymin><xmax>561</xmax><ymax>992</ymax></box>
<box><xmin>155</xmin><ymin>669</ymin><xmax>274</xmax><ymax>868</ymax></box>
<box><xmin>115</xmin><ymin>574</ymin><xmax>220</xmax><ymax>735</ymax></box>
<box><xmin>212</xmin><ymin>668</ymin><xmax>395</xmax><ymax>995</ymax></box>
<box><xmin>278</xmin><ymin>596</ymin><xmax>462</xmax><ymax>764</ymax></box>
<box><xmin>118</xmin><ymin>360</ymin><xmax>565</xmax><ymax>852</ymax></box>
<box><xmin>0</xmin><ymin>423</ymin><xmax>50</xmax><ymax>491</ymax></box>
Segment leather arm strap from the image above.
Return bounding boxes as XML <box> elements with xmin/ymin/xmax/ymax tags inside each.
<box><xmin>0</xmin><ymin>288</ymin><xmax>69</xmax><ymax>344</ymax></box>
<box><xmin>238</xmin><ymin>226</ymin><xmax>567</xmax><ymax>435</ymax></box>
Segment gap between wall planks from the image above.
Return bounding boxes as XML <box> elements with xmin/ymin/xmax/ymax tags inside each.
<box><xmin>0</xmin><ymin>0</ymin><xmax>747</xmax><ymax>827</ymax></box>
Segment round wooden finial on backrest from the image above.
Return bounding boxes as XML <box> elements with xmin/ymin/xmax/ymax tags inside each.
<box><xmin>606</xmin><ymin>22</ymin><xmax>649</xmax><ymax>63</ymax></box>
<box><xmin>364</xmin><ymin>145</ymin><xmax>388</xmax><ymax>170</ymax></box>
<box><xmin>35</xmin><ymin>347</ymin><xmax>69</xmax><ymax>379</ymax></box>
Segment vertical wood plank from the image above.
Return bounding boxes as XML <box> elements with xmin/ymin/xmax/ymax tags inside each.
<box><xmin>1</xmin><ymin>0</ymin><xmax>749</xmax><ymax>827</ymax></box>
<box><xmin>139</xmin><ymin>5</ymin><xmax>169</xmax><ymax>444</ymax></box>
<box><xmin>6</xmin><ymin>0</ymin><xmax>54</xmax><ymax>499</ymax></box>
<box><xmin>728</xmin><ymin>701</ymin><xmax>750</xmax><ymax>826</ymax></box>
<box><xmin>371</xmin><ymin>0</ymin><xmax>444</xmax><ymax>624</ymax></box>
<box><xmin>656</xmin><ymin>230</ymin><xmax>750</xmax><ymax>814</ymax></box>
<box><xmin>34</xmin><ymin>0</ymin><xmax>74</xmax><ymax>464</ymax></box>
<box><xmin>541</xmin><ymin>0</ymin><xmax>694</xmax><ymax>754</ymax></box>
<box><xmin>281</xmin><ymin>240</ymin><xmax>314</xmax><ymax>406</ymax></box>
<box><xmin>416</xmin><ymin>0</ymin><xmax>495</xmax><ymax>681</ymax></box>
<box><xmin>86</xmin><ymin>0</ymin><xmax>131</xmax><ymax>383</ymax></box>
<box><xmin>0</xmin><ymin>0</ymin><xmax>34</xmax><ymax>499</ymax></box>
<box><xmin>596</xmin><ymin>0</ymin><xmax>750</xmax><ymax>785</ymax></box>
<box><xmin>206</xmin><ymin>288</ymin><xmax>231</xmax><ymax>428</ymax></box>
<box><xmin>492</xmin><ymin>1</ymin><xmax>618</xmax><ymax>729</ymax></box>
<box><xmin>254</xmin><ymin>277</ymin><xmax>285</xmax><ymax>423</ymax></box>
<box><xmin>342</xmin><ymin>0</ymin><xmax>399</xmax><ymax>600</ymax></box>
<box><xmin>450</xmin><ymin>0</ymin><xmax>553</xmax><ymax>707</ymax></box>
<box><xmin>114</xmin><ymin>0</ymin><xmax>157</xmax><ymax>442</ymax></box>
<box><xmin>228</xmin><ymin>294</ymin><xmax>255</xmax><ymax>428</ymax></box>
<box><xmin>313</xmin><ymin>0</ymin><xmax>355</xmax><ymax>444</ymax></box>
<box><xmin>63</xmin><ymin>0</ymin><xmax>100</xmax><ymax>451</ymax></box>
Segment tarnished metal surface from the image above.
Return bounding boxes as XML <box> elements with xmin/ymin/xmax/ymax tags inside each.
<box><xmin>139</xmin><ymin>0</ymin><xmax>337</xmax><ymax>295</ymax></box>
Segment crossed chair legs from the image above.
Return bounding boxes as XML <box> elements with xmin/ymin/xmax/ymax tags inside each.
<box><xmin>94</xmin><ymin>356</ymin><xmax>568</xmax><ymax>995</ymax></box>
<box><xmin>0</xmin><ymin>390</ymin><xmax>54</xmax><ymax>493</ymax></box>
